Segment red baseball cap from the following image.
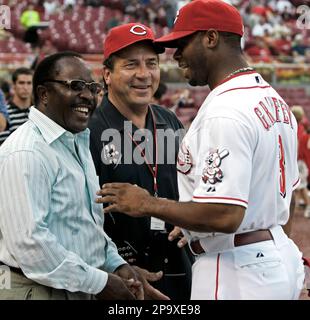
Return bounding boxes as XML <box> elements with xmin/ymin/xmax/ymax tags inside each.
<box><xmin>103</xmin><ymin>23</ymin><xmax>165</xmax><ymax>59</ymax></box>
<box><xmin>155</xmin><ymin>0</ymin><xmax>244</xmax><ymax>48</ymax></box>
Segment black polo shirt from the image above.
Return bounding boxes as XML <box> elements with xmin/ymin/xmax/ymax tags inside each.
<box><xmin>88</xmin><ymin>95</ymin><xmax>191</xmax><ymax>299</ymax></box>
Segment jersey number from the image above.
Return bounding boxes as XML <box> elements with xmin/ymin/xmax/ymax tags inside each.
<box><xmin>278</xmin><ymin>135</ymin><xmax>286</xmax><ymax>198</ymax></box>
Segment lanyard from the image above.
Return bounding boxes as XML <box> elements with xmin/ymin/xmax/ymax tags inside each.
<box><xmin>127</xmin><ymin>106</ymin><xmax>158</xmax><ymax>197</ymax></box>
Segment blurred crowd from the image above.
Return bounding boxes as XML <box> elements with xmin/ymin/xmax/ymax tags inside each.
<box><xmin>1</xmin><ymin>0</ymin><xmax>309</xmax><ymax>63</ymax></box>
<box><xmin>239</xmin><ymin>0</ymin><xmax>310</xmax><ymax>63</ymax></box>
<box><xmin>90</xmin><ymin>0</ymin><xmax>310</xmax><ymax>63</ymax></box>
<box><xmin>96</xmin><ymin>0</ymin><xmax>310</xmax><ymax>63</ymax></box>
<box><xmin>291</xmin><ymin>105</ymin><xmax>310</xmax><ymax>219</ymax></box>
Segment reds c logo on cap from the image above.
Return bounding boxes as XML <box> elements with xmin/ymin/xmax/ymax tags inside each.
<box><xmin>130</xmin><ymin>25</ymin><xmax>147</xmax><ymax>36</ymax></box>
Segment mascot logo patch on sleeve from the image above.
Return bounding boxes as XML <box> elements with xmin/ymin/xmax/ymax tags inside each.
<box><xmin>202</xmin><ymin>148</ymin><xmax>229</xmax><ymax>184</ymax></box>
<box><xmin>177</xmin><ymin>143</ymin><xmax>193</xmax><ymax>174</ymax></box>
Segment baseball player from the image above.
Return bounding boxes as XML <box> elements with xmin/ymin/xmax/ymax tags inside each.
<box><xmin>97</xmin><ymin>0</ymin><xmax>305</xmax><ymax>299</ymax></box>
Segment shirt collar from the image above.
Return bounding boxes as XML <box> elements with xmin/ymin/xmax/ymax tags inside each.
<box><xmin>28</xmin><ymin>106</ymin><xmax>90</xmax><ymax>145</ymax></box>
<box><xmin>100</xmin><ymin>94</ymin><xmax>167</xmax><ymax>132</ymax></box>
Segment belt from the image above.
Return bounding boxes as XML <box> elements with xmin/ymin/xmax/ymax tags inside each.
<box><xmin>0</xmin><ymin>262</ymin><xmax>24</xmax><ymax>275</ymax></box>
<box><xmin>190</xmin><ymin>229</ymin><xmax>273</xmax><ymax>255</ymax></box>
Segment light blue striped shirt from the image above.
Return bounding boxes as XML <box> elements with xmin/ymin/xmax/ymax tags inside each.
<box><xmin>0</xmin><ymin>107</ymin><xmax>126</xmax><ymax>294</ymax></box>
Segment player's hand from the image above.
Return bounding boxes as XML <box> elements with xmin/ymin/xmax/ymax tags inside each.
<box><xmin>132</xmin><ymin>266</ymin><xmax>170</xmax><ymax>300</ymax></box>
<box><xmin>168</xmin><ymin>226</ymin><xmax>188</xmax><ymax>248</ymax></box>
<box><xmin>114</xmin><ymin>264</ymin><xmax>144</xmax><ymax>300</ymax></box>
<box><xmin>95</xmin><ymin>273</ymin><xmax>136</xmax><ymax>300</ymax></box>
<box><xmin>96</xmin><ymin>183</ymin><xmax>152</xmax><ymax>217</ymax></box>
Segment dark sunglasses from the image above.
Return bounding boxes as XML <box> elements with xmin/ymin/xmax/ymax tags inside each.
<box><xmin>44</xmin><ymin>79</ymin><xmax>103</xmax><ymax>95</ymax></box>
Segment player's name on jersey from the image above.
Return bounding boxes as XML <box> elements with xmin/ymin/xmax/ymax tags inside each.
<box><xmin>254</xmin><ymin>97</ymin><xmax>293</xmax><ymax>130</ymax></box>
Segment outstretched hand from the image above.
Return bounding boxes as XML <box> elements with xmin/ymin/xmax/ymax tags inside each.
<box><xmin>96</xmin><ymin>183</ymin><xmax>152</xmax><ymax>217</ymax></box>
<box><xmin>96</xmin><ymin>273</ymin><xmax>136</xmax><ymax>300</ymax></box>
<box><xmin>114</xmin><ymin>264</ymin><xmax>144</xmax><ymax>300</ymax></box>
<box><xmin>168</xmin><ymin>226</ymin><xmax>188</xmax><ymax>248</ymax></box>
<box><xmin>132</xmin><ymin>266</ymin><xmax>170</xmax><ymax>300</ymax></box>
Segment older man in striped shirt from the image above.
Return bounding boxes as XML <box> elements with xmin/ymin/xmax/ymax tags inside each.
<box><xmin>0</xmin><ymin>52</ymin><xmax>166</xmax><ymax>300</ymax></box>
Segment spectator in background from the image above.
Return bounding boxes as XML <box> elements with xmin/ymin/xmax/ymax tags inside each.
<box><xmin>245</xmin><ymin>36</ymin><xmax>273</xmax><ymax>63</ymax></box>
<box><xmin>84</xmin><ymin>0</ymin><xmax>102</xmax><ymax>7</ymax></box>
<box><xmin>43</xmin><ymin>0</ymin><xmax>60</xmax><ymax>16</ymax></box>
<box><xmin>301</xmin><ymin>115</ymin><xmax>310</xmax><ymax>188</ymax></box>
<box><xmin>276</xmin><ymin>0</ymin><xmax>294</xmax><ymax>13</ymax></box>
<box><xmin>0</xmin><ymin>28</ymin><xmax>10</xmax><ymax>41</ymax></box>
<box><xmin>251</xmin><ymin>16</ymin><xmax>273</xmax><ymax>37</ymax></box>
<box><xmin>0</xmin><ymin>68</ymin><xmax>33</xmax><ymax>145</ymax></box>
<box><xmin>145</xmin><ymin>5</ymin><xmax>157</xmax><ymax>25</ymax></box>
<box><xmin>105</xmin><ymin>11</ymin><xmax>122</xmax><ymax>31</ymax></box>
<box><xmin>251</xmin><ymin>0</ymin><xmax>270</xmax><ymax>17</ymax></box>
<box><xmin>155</xmin><ymin>6</ymin><xmax>167</xmax><ymax>27</ymax></box>
<box><xmin>291</xmin><ymin>105</ymin><xmax>310</xmax><ymax>219</ymax></box>
<box><xmin>20</xmin><ymin>4</ymin><xmax>41</xmax><ymax>48</ymax></box>
<box><xmin>169</xmin><ymin>88</ymin><xmax>195</xmax><ymax>112</ymax></box>
<box><xmin>305</xmin><ymin>48</ymin><xmax>310</xmax><ymax>64</ymax></box>
<box><xmin>30</xmin><ymin>39</ymin><xmax>58</xmax><ymax>70</ymax></box>
<box><xmin>153</xmin><ymin>83</ymin><xmax>176</xmax><ymax>111</ymax></box>
<box><xmin>0</xmin><ymin>80</ymin><xmax>11</xmax><ymax>103</ymax></box>
<box><xmin>96</xmin><ymin>85</ymin><xmax>105</xmax><ymax>108</ymax></box>
<box><xmin>124</xmin><ymin>0</ymin><xmax>140</xmax><ymax>17</ymax></box>
<box><xmin>63</xmin><ymin>0</ymin><xmax>76</xmax><ymax>12</ymax></box>
<box><xmin>164</xmin><ymin>0</ymin><xmax>177</xmax><ymax>29</ymax></box>
<box><xmin>273</xmin><ymin>34</ymin><xmax>292</xmax><ymax>57</ymax></box>
<box><xmin>0</xmin><ymin>89</ymin><xmax>8</xmax><ymax>132</ymax></box>
<box><xmin>292</xmin><ymin>34</ymin><xmax>310</xmax><ymax>63</ymax></box>
<box><xmin>152</xmin><ymin>82</ymin><xmax>167</xmax><ymax>105</ymax></box>
<box><xmin>176</xmin><ymin>89</ymin><xmax>195</xmax><ymax>109</ymax></box>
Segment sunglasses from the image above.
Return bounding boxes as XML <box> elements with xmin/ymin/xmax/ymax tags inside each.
<box><xmin>44</xmin><ymin>79</ymin><xmax>103</xmax><ymax>95</ymax></box>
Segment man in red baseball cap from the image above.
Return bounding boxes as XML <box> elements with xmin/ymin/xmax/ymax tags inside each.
<box><xmin>155</xmin><ymin>0</ymin><xmax>244</xmax><ymax>47</ymax></box>
<box><xmin>97</xmin><ymin>1</ymin><xmax>305</xmax><ymax>300</ymax></box>
<box><xmin>88</xmin><ymin>23</ymin><xmax>192</xmax><ymax>300</ymax></box>
<box><xmin>154</xmin><ymin>0</ymin><xmax>246</xmax><ymax>88</ymax></box>
<box><xmin>103</xmin><ymin>23</ymin><xmax>165</xmax><ymax>60</ymax></box>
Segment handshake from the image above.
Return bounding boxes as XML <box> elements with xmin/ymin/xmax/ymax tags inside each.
<box><xmin>95</xmin><ymin>264</ymin><xmax>170</xmax><ymax>300</ymax></box>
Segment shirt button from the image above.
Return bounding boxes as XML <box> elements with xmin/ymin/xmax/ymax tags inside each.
<box><xmin>164</xmin><ymin>258</ymin><xmax>168</xmax><ymax>264</ymax></box>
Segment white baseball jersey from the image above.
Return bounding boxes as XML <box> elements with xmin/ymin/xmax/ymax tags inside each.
<box><xmin>177</xmin><ymin>71</ymin><xmax>299</xmax><ymax>239</ymax></box>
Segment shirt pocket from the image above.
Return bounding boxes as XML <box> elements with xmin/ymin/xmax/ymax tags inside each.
<box><xmin>234</xmin><ymin>243</ymin><xmax>282</xmax><ymax>270</ymax></box>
